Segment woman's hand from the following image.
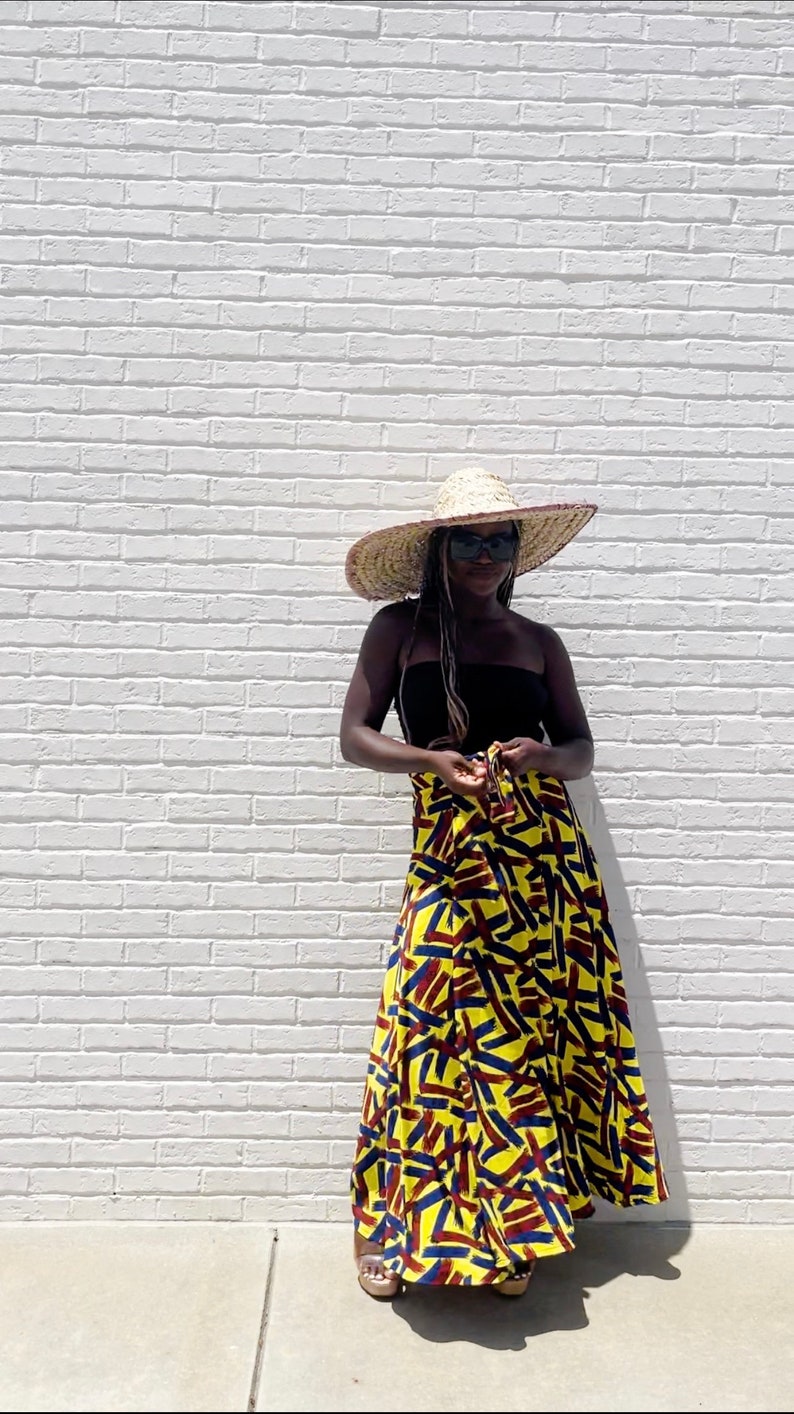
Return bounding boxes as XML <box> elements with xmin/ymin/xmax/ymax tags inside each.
<box><xmin>496</xmin><ymin>734</ymin><xmax>594</xmax><ymax>781</ymax></box>
<box><xmin>427</xmin><ymin>750</ymin><xmax>487</xmax><ymax>797</ymax></box>
<box><xmin>495</xmin><ymin>737</ymin><xmax>556</xmax><ymax>776</ymax></box>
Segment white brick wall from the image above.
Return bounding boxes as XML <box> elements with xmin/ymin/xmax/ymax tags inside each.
<box><xmin>0</xmin><ymin>0</ymin><xmax>792</xmax><ymax>1222</ymax></box>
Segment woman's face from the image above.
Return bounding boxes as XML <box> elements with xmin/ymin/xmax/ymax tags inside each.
<box><xmin>444</xmin><ymin>520</ymin><xmax>518</xmax><ymax>598</ymax></box>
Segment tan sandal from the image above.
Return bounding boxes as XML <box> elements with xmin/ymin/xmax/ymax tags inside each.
<box><xmin>356</xmin><ymin>1251</ymin><xmax>402</xmax><ymax>1302</ymax></box>
<box><xmin>493</xmin><ymin>1259</ymin><xmax>536</xmax><ymax>1298</ymax></box>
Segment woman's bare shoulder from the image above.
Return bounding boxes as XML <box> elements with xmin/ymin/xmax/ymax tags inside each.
<box><xmin>358</xmin><ymin>598</ymin><xmax>416</xmax><ymax>651</ymax></box>
<box><xmin>374</xmin><ymin>598</ymin><xmax>416</xmax><ymax>622</ymax></box>
<box><xmin>368</xmin><ymin>598</ymin><xmax>416</xmax><ymax>630</ymax></box>
<box><xmin>505</xmin><ymin>609</ymin><xmax>559</xmax><ymax>666</ymax></box>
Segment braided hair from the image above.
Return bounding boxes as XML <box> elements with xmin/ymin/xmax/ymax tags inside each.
<box><xmin>397</xmin><ymin>523</ymin><xmax>519</xmax><ymax>751</ymax></box>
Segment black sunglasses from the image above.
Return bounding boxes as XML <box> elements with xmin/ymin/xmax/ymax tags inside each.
<box><xmin>447</xmin><ymin>528</ymin><xmax>519</xmax><ymax>563</ymax></box>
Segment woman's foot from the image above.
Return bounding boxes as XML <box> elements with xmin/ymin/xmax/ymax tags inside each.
<box><xmin>356</xmin><ymin>1249</ymin><xmax>401</xmax><ymax>1301</ymax></box>
<box><xmin>493</xmin><ymin>1259</ymin><xmax>536</xmax><ymax>1298</ymax></box>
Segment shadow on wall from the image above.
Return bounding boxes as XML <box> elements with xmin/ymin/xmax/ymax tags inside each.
<box><xmin>568</xmin><ymin>774</ymin><xmax>690</xmax><ymax>1229</ymax></box>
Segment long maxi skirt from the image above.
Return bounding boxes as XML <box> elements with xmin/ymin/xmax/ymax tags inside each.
<box><xmin>351</xmin><ymin>746</ymin><xmax>668</xmax><ymax>1286</ymax></box>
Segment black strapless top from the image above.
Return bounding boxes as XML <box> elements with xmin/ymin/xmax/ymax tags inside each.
<box><xmin>397</xmin><ymin>661</ymin><xmax>549</xmax><ymax>754</ymax></box>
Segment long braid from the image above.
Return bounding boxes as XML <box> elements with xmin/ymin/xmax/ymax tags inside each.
<box><xmin>436</xmin><ymin>541</ymin><xmax>468</xmax><ymax>748</ymax></box>
<box><xmin>397</xmin><ymin>522</ymin><xmax>519</xmax><ymax>751</ymax></box>
<box><xmin>396</xmin><ymin>529</ymin><xmax>468</xmax><ymax>748</ymax></box>
<box><xmin>498</xmin><ymin>564</ymin><xmax>516</xmax><ymax>608</ymax></box>
<box><xmin>396</xmin><ymin>596</ymin><xmax>423</xmax><ymax>744</ymax></box>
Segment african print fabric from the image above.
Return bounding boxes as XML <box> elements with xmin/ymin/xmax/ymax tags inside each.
<box><xmin>351</xmin><ymin>746</ymin><xmax>668</xmax><ymax>1286</ymax></box>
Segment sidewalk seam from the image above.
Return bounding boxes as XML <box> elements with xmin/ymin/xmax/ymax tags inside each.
<box><xmin>247</xmin><ymin>1227</ymin><xmax>279</xmax><ymax>1413</ymax></box>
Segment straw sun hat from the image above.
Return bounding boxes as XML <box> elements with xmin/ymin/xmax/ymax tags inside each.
<box><xmin>344</xmin><ymin>467</ymin><xmax>597</xmax><ymax>602</ymax></box>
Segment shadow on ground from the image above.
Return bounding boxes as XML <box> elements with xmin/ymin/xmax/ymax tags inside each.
<box><xmin>390</xmin><ymin>1222</ymin><xmax>689</xmax><ymax>1351</ymax></box>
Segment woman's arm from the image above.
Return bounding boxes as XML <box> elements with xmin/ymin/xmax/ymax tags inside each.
<box><xmin>339</xmin><ymin>604</ymin><xmax>487</xmax><ymax>795</ymax></box>
<box><xmin>498</xmin><ymin>624</ymin><xmax>594</xmax><ymax>782</ymax></box>
<box><xmin>340</xmin><ymin>604</ymin><xmax>430</xmax><ymax>772</ymax></box>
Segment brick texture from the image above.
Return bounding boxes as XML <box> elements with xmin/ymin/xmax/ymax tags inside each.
<box><xmin>0</xmin><ymin>1</ymin><xmax>792</xmax><ymax>1222</ymax></box>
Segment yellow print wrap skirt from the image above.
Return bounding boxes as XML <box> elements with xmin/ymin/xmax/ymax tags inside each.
<box><xmin>351</xmin><ymin>748</ymin><xmax>668</xmax><ymax>1285</ymax></box>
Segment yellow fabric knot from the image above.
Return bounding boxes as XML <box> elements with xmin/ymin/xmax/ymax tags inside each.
<box><xmin>485</xmin><ymin>743</ymin><xmax>516</xmax><ymax>825</ymax></box>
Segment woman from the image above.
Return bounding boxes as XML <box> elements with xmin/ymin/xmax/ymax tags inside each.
<box><xmin>340</xmin><ymin>468</ymin><xmax>667</xmax><ymax>1301</ymax></box>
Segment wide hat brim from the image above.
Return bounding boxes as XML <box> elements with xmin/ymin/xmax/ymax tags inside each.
<box><xmin>345</xmin><ymin>501</ymin><xmax>597</xmax><ymax>602</ymax></box>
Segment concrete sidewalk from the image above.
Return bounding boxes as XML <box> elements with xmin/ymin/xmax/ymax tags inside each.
<box><xmin>0</xmin><ymin>1222</ymin><xmax>790</xmax><ymax>1414</ymax></box>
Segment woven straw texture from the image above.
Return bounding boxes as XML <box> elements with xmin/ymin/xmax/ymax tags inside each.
<box><xmin>345</xmin><ymin>468</ymin><xmax>597</xmax><ymax>602</ymax></box>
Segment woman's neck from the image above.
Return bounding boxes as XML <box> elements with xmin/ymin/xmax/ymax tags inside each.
<box><xmin>449</xmin><ymin>587</ymin><xmax>506</xmax><ymax>626</ymax></box>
